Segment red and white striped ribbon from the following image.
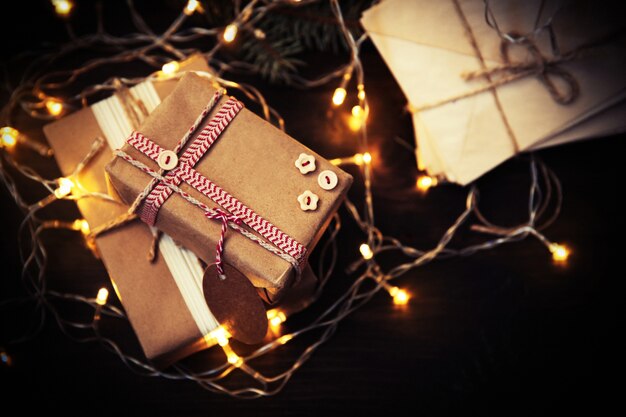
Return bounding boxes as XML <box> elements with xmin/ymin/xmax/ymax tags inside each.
<box><xmin>120</xmin><ymin>94</ymin><xmax>307</xmax><ymax>274</ymax></box>
<box><xmin>114</xmin><ymin>150</ymin><xmax>301</xmax><ymax>269</ymax></box>
<box><xmin>135</xmin><ymin>96</ymin><xmax>242</xmax><ymax>226</ymax></box>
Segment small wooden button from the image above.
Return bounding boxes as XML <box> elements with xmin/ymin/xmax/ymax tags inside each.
<box><xmin>297</xmin><ymin>190</ymin><xmax>319</xmax><ymax>211</ymax></box>
<box><xmin>317</xmin><ymin>170</ymin><xmax>338</xmax><ymax>190</ymax></box>
<box><xmin>158</xmin><ymin>150</ymin><xmax>178</xmax><ymax>170</ymax></box>
<box><xmin>295</xmin><ymin>153</ymin><xmax>316</xmax><ymax>174</ymax></box>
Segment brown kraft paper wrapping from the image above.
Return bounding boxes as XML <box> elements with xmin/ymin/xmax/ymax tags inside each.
<box><xmin>43</xmin><ymin>57</ymin><xmax>320</xmax><ymax>363</ymax></box>
<box><xmin>105</xmin><ymin>72</ymin><xmax>353</xmax><ymax>293</ymax></box>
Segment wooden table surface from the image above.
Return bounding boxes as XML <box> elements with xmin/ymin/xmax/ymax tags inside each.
<box><xmin>1</xmin><ymin>2</ymin><xmax>617</xmax><ymax>416</ymax></box>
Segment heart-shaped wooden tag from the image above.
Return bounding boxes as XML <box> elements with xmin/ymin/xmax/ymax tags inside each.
<box><xmin>202</xmin><ymin>263</ymin><xmax>268</xmax><ymax>344</ymax></box>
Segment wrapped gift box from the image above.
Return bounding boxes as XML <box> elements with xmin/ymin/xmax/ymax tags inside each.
<box><xmin>105</xmin><ymin>72</ymin><xmax>352</xmax><ymax>294</ymax></box>
<box><xmin>44</xmin><ymin>57</ymin><xmax>322</xmax><ymax>363</ymax></box>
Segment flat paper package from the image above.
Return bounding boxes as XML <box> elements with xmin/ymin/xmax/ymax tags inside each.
<box><xmin>361</xmin><ymin>0</ymin><xmax>626</xmax><ymax>184</ymax></box>
<box><xmin>44</xmin><ymin>57</ymin><xmax>320</xmax><ymax>363</ymax></box>
<box><xmin>106</xmin><ymin>72</ymin><xmax>353</xmax><ymax>294</ymax></box>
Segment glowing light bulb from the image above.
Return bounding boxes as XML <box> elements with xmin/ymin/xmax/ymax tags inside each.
<box><xmin>223</xmin><ymin>24</ymin><xmax>238</xmax><ymax>43</ymax></box>
<box><xmin>359</xmin><ymin>243</ymin><xmax>374</xmax><ymax>260</ymax></box>
<box><xmin>270</xmin><ymin>316</ymin><xmax>282</xmax><ymax>327</ymax></box>
<box><xmin>388</xmin><ymin>286</ymin><xmax>410</xmax><ymax>305</ymax></box>
<box><xmin>52</xmin><ymin>0</ymin><xmax>73</xmax><ymax>17</ymax></box>
<box><xmin>161</xmin><ymin>61</ymin><xmax>180</xmax><ymax>75</ymax></box>
<box><xmin>351</xmin><ymin>105</ymin><xmax>365</xmax><ymax>119</ymax></box>
<box><xmin>357</xmin><ymin>84</ymin><xmax>366</xmax><ymax>101</ymax></box>
<box><xmin>96</xmin><ymin>288</ymin><xmax>109</xmax><ymax>306</ymax></box>
<box><xmin>550</xmin><ymin>243</ymin><xmax>570</xmax><ymax>262</ymax></box>
<box><xmin>350</xmin><ymin>152</ymin><xmax>372</xmax><ymax>166</ymax></box>
<box><xmin>348</xmin><ymin>105</ymin><xmax>367</xmax><ymax>131</ymax></box>
<box><xmin>204</xmin><ymin>327</ymin><xmax>230</xmax><ymax>347</ymax></box>
<box><xmin>54</xmin><ymin>177</ymin><xmax>74</xmax><ymax>198</ymax></box>
<box><xmin>267</xmin><ymin>309</ymin><xmax>287</xmax><ymax>329</ymax></box>
<box><xmin>253</xmin><ymin>29</ymin><xmax>266</xmax><ymax>40</ymax></box>
<box><xmin>416</xmin><ymin>175</ymin><xmax>437</xmax><ymax>193</ymax></box>
<box><xmin>1</xmin><ymin>127</ymin><xmax>18</xmax><ymax>149</ymax></box>
<box><xmin>348</xmin><ymin>116</ymin><xmax>362</xmax><ymax>131</ymax></box>
<box><xmin>213</xmin><ymin>327</ymin><xmax>230</xmax><ymax>347</ymax></box>
<box><xmin>72</xmin><ymin>219</ymin><xmax>90</xmax><ymax>235</ymax></box>
<box><xmin>184</xmin><ymin>0</ymin><xmax>200</xmax><ymax>15</ymax></box>
<box><xmin>227</xmin><ymin>352</ymin><xmax>243</xmax><ymax>366</ymax></box>
<box><xmin>222</xmin><ymin>344</ymin><xmax>244</xmax><ymax>367</ymax></box>
<box><xmin>332</xmin><ymin>87</ymin><xmax>347</xmax><ymax>106</ymax></box>
<box><xmin>46</xmin><ymin>99</ymin><xmax>63</xmax><ymax>116</ymax></box>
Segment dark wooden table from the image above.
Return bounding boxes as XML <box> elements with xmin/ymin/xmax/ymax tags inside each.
<box><xmin>1</xmin><ymin>2</ymin><xmax>617</xmax><ymax>416</ymax></box>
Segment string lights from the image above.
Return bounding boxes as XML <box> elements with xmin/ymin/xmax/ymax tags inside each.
<box><xmin>0</xmin><ymin>126</ymin><xmax>52</xmax><ymax>156</ymax></box>
<box><xmin>549</xmin><ymin>243</ymin><xmax>570</xmax><ymax>262</ymax></box>
<box><xmin>1</xmin><ymin>127</ymin><xmax>18</xmax><ymax>149</ymax></box>
<box><xmin>93</xmin><ymin>287</ymin><xmax>109</xmax><ymax>321</ymax></box>
<box><xmin>223</xmin><ymin>24</ymin><xmax>238</xmax><ymax>43</ymax></box>
<box><xmin>351</xmin><ymin>105</ymin><xmax>365</xmax><ymax>119</ymax></box>
<box><xmin>211</xmin><ymin>327</ymin><xmax>230</xmax><ymax>347</ymax></box>
<box><xmin>357</xmin><ymin>83</ymin><xmax>366</xmax><ymax>101</ymax></box>
<box><xmin>51</xmin><ymin>0</ymin><xmax>73</xmax><ymax>18</ymax></box>
<box><xmin>416</xmin><ymin>175</ymin><xmax>437</xmax><ymax>193</ymax></box>
<box><xmin>348</xmin><ymin>104</ymin><xmax>367</xmax><ymax>131</ymax></box>
<box><xmin>161</xmin><ymin>61</ymin><xmax>180</xmax><ymax>76</ymax></box>
<box><xmin>184</xmin><ymin>0</ymin><xmax>201</xmax><ymax>16</ymax></box>
<box><xmin>332</xmin><ymin>87</ymin><xmax>347</xmax><ymax>106</ymax></box>
<box><xmin>359</xmin><ymin>243</ymin><xmax>374</xmax><ymax>260</ymax></box>
<box><xmin>330</xmin><ymin>152</ymin><xmax>371</xmax><ymax>167</ymax></box>
<box><xmin>253</xmin><ymin>28</ymin><xmax>266</xmax><ymax>40</ymax></box>
<box><xmin>72</xmin><ymin>219</ymin><xmax>91</xmax><ymax>235</ymax></box>
<box><xmin>45</xmin><ymin>98</ymin><xmax>64</xmax><ymax>116</ymax></box>
<box><xmin>267</xmin><ymin>308</ymin><xmax>287</xmax><ymax>330</ymax></box>
<box><xmin>203</xmin><ymin>327</ymin><xmax>243</xmax><ymax>367</ymax></box>
<box><xmin>95</xmin><ymin>288</ymin><xmax>109</xmax><ymax>306</ymax></box>
<box><xmin>388</xmin><ymin>286</ymin><xmax>409</xmax><ymax>306</ymax></box>
<box><xmin>53</xmin><ymin>177</ymin><xmax>75</xmax><ymax>199</ymax></box>
<box><xmin>0</xmin><ymin>0</ymin><xmax>571</xmax><ymax>399</ymax></box>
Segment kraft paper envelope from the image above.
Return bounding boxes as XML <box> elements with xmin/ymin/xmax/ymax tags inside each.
<box><xmin>362</xmin><ymin>0</ymin><xmax>626</xmax><ymax>184</ymax></box>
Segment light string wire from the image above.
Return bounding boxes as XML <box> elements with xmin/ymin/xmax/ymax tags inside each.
<box><xmin>0</xmin><ymin>0</ymin><xmax>567</xmax><ymax>398</ymax></box>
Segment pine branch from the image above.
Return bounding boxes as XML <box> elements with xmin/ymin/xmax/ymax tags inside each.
<box><xmin>240</xmin><ymin>33</ymin><xmax>305</xmax><ymax>83</ymax></box>
<box><xmin>264</xmin><ymin>0</ymin><xmax>370</xmax><ymax>53</ymax></box>
<box><xmin>204</xmin><ymin>0</ymin><xmax>375</xmax><ymax>83</ymax></box>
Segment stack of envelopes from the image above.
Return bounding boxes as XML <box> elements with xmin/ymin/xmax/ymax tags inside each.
<box><xmin>362</xmin><ymin>0</ymin><xmax>626</xmax><ymax>184</ymax></box>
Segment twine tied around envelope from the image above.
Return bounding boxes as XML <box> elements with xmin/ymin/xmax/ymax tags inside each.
<box><xmin>409</xmin><ymin>0</ymin><xmax>624</xmax><ymax>153</ymax></box>
<box><xmin>91</xmin><ymin>90</ymin><xmax>306</xmax><ymax>280</ymax></box>
<box><xmin>462</xmin><ymin>32</ymin><xmax>579</xmax><ymax>106</ymax></box>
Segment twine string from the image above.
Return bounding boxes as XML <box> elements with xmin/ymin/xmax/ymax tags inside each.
<box><xmin>205</xmin><ymin>209</ymin><xmax>243</xmax><ymax>279</ymax></box>
<box><xmin>464</xmin><ymin>31</ymin><xmax>579</xmax><ymax>105</ymax></box>
<box><xmin>410</xmin><ymin>0</ymin><xmax>624</xmax><ymax>151</ymax></box>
